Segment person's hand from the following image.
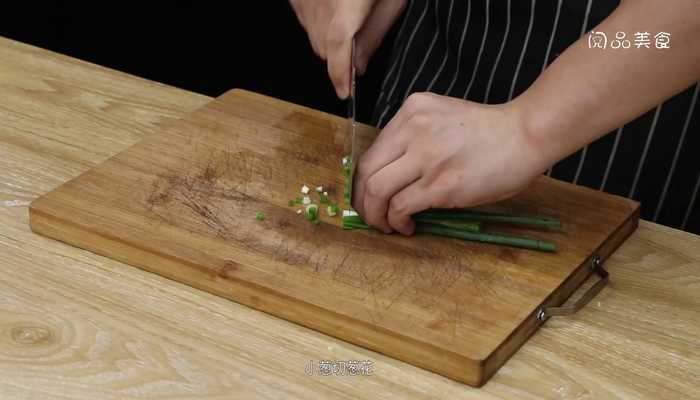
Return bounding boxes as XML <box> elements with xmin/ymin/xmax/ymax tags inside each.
<box><xmin>352</xmin><ymin>93</ymin><xmax>551</xmax><ymax>235</ymax></box>
<box><xmin>289</xmin><ymin>0</ymin><xmax>406</xmax><ymax>98</ymax></box>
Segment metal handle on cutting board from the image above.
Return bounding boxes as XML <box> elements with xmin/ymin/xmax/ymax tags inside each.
<box><xmin>536</xmin><ymin>255</ymin><xmax>609</xmax><ymax>321</ymax></box>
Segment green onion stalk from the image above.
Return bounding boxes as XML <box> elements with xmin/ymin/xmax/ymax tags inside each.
<box><xmin>415</xmin><ymin>210</ymin><xmax>561</xmax><ymax>229</ymax></box>
<box><xmin>342</xmin><ymin>214</ymin><xmax>557</xmax><ymax>253</ymax></box>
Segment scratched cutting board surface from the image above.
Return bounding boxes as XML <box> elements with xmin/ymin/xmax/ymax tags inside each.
<box><xmin>29</xmin><ymin>89</ymin><xmax>639</xmax><ymax>386</ymax></box>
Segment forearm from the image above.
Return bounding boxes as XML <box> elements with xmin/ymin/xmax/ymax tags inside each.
<box><xmin>512</xmin><ymin>0</ymin><xmax>700</xmax><ymax>171</ymax></box>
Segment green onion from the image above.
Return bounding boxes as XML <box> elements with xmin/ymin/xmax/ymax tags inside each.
<box><xmin>342</xmin><ymin>213</ymin><xmax>368</xmax><ymax>230</ymax></box>
<box><xmin>255</xmin><ymin>212</ymin><xmax>265</xmax><ymax>221</ymax></box>
<box><xmin>305</xmin><ymin>204</ymin><xmax>319</xmax><ymax>223</ymax></box>
<box><xmin>342</xmin><ymin>213</ymin><xmax>556</xmax><ymax>252</ymax></box>
<box><xmin>327</xmin><ymin>203</ymin><xmax>339</xmax><ymax>217</ymax></box>
<box><xmin>415</xmin><ymin>209</ymin><xmax>561</xmax><ymax>229</ymax></box>
<box><xmin>342</xmin><ymin>212</ymin><xmax>481</xmax><ymax>233</ymax></box>
<box><xmin>416</xmin><ymin>223</ymin><xmax>556</xmax><ymax>252</ymax></box>
<box><xmin>419</xmin><ymin>219</ymin><xmax>482</xmax><ymax>233</ymax></box>
<box><xmin>319</xmin><ymin>192</ymin><xmax>330</xmax><ymax>204</ymax></box>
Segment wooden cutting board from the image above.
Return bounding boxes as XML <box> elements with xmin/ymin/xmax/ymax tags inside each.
<box><xmin>29</xmin><ymin>89</ymin><xmax>639</xmax><ymax>387</ymax></box>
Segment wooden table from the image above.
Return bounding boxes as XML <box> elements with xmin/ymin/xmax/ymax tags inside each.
<box><xmin>1</xmin><ymin>37</ymin><xmax>698</xmax><ymax>399</ymax></box>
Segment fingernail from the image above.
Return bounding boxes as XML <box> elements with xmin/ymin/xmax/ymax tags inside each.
<box><xmin>337</xmin><ymin>85</ymin><xmax>348</xmax><ymax>99</ymax></box>
<box><xmin>399</xmin><ymin>222</ymin><xmax>416</xmax><ymax>236</ymax></box>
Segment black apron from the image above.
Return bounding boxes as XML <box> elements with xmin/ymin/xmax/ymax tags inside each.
<box><xmin>373</xmin><ymin>0</ymin><xmax>700</xmax><ymax>234</ymax></box>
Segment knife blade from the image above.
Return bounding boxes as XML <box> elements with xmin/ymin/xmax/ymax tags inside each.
<box><xmin>346</xmin><ymin>39</ymin><xmax>358</xmax><ymax>207</ymax></box>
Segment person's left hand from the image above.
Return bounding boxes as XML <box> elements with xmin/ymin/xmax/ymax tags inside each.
<box><xmin>352</xmin><ymin>92</ymin><xmax>550</xmax><ymax>235</ymax></box>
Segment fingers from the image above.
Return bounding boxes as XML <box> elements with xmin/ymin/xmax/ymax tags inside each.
<box><xmin>352</xmin><ymin>92</ymin><xmax>437</xmax><ymax>218</ymax></box>
<box><xmin>361</xmin><ymin>155</ymin><xmax>422</xmax><ymax>233</ymax></box>
<box><xmin>326</xmin><ymin>0</ymin><xmax>375</xmax><ymax>98</ymax></box>
<box><xmin>353</xmin><ymin>91</ymin><xmax>446</xmax><ymax>234</ymax></box>
<box><xmin>352</xmin><ymin>110</ymin><xmax>410</xmax><ymax>217</ymax></box>
<box><xmin>363</xmin><ymin>92</ymin><xmax>449</xmax><ymax>235</ymax></box>
<box><xmin>355</xmin><ymin>0</ymin><xmax>407</xmax><ymax>74</ymax></box>
<box><xmin>387</xmin><ymin>178</ymin><xmax>445</xmax><ymax>236</ymax></box>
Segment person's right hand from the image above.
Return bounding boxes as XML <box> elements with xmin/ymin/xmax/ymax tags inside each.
<box><xmin>289</xmin><ymin>0</ymin><xmax>406</xmax><ymax>99</ymax></box>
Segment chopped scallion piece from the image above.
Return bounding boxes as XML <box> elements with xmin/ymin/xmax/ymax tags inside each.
<box><xmin>327</xmin><ymin>203</ymin><xmax>339</xmax><ymax>216</ymax></box>
<box><xmin>319</xmin><ymin>192</ymin><xmax>330</xmax><ymax>204</ymax></box>
<box><xmin>305</xmin><ymin>204</ymin><xmax>319</xmax><ymax>223</ymax></box>
<box><xmin>255</xmin><ymin>212</ymin><xmax>265</xmax><ymax>221</ymax></box>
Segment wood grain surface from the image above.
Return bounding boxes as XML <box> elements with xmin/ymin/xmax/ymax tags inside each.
<box><xmin>2</xmin><ymin>36</ymin><xmax>699</xmax><ymax>398</ymax></box>
<box><xmin>29</xmin><ymin>85</ymin><xmax>639</xmax><ymax>386</ymax></box>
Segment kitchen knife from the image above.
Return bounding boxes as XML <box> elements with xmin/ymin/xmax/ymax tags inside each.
<box><xmin>346</xmin><ymin>39</ymin><xmax>358</xmax><ymax>207</ymax></box>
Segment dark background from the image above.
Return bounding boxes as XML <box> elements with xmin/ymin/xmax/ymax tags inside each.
<box><xmin>0</xmin><ymin>1</ymin><xmax>398</xmax><ymax>124</ymax></box>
